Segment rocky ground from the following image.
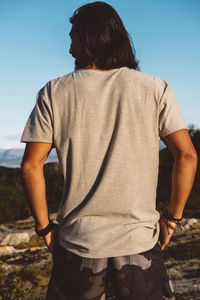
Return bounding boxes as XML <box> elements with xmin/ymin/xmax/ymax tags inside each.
<box><xmin>0</xmin><ymin>214</ymin><xmax>200</xmax><ymax>300</ymax></box>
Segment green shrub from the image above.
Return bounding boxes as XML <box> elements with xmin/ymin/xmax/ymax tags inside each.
<box><xmin>0</xmin><ymin>162</ymin><xmax>63</xmax><ymax>223</ymax></box>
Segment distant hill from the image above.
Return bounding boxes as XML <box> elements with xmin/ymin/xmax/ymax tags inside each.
<box><xmin>0</xmin><ymin>148</ymin><xmax>58</xmax><ymax>168</ymax></box>
<box><xmin>0</xmin><ymin>140</ymin><xmax>166</xmax><ymax>168</ymax></box>
<box><xmin>0</xmin><ymin>148</ymin><xmax>24</xmax><ymax>160</ymax></box>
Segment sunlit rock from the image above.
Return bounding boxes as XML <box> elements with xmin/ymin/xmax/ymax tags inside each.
<box><xmin>1</xmin><ymin>232</ymin><xmax>30</xmax><ymax>246</ymax></box>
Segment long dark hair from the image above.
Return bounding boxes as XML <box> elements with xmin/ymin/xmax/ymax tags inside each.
<box><xmin>69</xmin><ymin>1</ymin><xmax>139</xmax><ymax>70</ymax></box>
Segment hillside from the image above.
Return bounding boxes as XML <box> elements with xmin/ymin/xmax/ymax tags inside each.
<box><xmin>0</xmin><ymin>163</ymin><xmax>63</xmax><ymax>223</ymax></box>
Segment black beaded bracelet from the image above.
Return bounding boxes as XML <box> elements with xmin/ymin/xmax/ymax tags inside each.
<box><xmin>163</xmin><ymin>211</ymin><xmax>182</xmax><ymax>222</ymax></box>
<box><xmin>161</xmin><ymin>216</ymin><xmax>177</xmax><ymax>235</ymax></box>
<box><xmin>35</xmin><ymin>219</ymin><xmax>57</xmax><ymax>237</ymax></box>
<box><xmin>161</xmin><ymin>210</ymin><xmax>183</xmax><ymax>233</ymax></box>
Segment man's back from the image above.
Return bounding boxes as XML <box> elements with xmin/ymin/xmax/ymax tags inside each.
<box><xmin>20</xmin><ymin>2</ymin><xmax>197</xmax><ymax>298</ymax></box>
<box><xmin>21</xmin><ymin>66</ymin><xmax>187</xmax><ymax>258</ymax></box>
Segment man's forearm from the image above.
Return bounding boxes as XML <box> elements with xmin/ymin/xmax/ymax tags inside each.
<box><xmin>21</xmin><ymin>163</ymin><xmax>49</xmax><ymax>230</ymax></box>
<box><xmin>168</xmin><ymin>153</ymin><xmax>198</xmax><ymax>219</ymax></box>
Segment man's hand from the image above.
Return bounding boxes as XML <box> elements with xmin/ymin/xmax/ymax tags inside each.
<box><xmin>43</xmin><ymin>226</ymin><xmax>59</xmax><ymax>254</ymax></box>
<box><xmin>159</xmin><ymin>217</ymin><xmax>177</xmax><ymax>250</ymax></box>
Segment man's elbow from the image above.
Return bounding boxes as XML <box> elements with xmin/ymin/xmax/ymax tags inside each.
<box><xmin>21</xmin><ymin>157</ymin><xmax>44</xmax><ymax>178</ymax></box>
<box><xmin>174</xmin><ymin>148</ymin><xmax>198</xmax><ymax>166</ymax></box>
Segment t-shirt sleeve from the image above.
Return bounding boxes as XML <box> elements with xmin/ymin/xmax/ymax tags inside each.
<box><xmin>20</xmin><ymin>82</ymin><xmax>54</xmax><ymax>146</ymax></box>
<box><xmin>158</xmin><ymin>79</ymin><xmax>187</xmax><ymax>139</ymax></box>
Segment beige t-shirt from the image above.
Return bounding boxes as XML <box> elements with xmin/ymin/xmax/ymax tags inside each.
<box><xmin>21</xmin><ymin>67</ymin><xmax>187</xmax><ymax>258</ymax></box>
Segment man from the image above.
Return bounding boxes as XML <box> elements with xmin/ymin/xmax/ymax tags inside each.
<box><xmin>21</xmin><ymin>2</ymin><xmax>197</xmax><ymax>300</ymax></box>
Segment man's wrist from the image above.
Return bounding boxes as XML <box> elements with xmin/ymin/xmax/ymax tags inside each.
<box><xmin>36</xmin><ymin>220</ymin><xmax>50</xmax><ymax>231</ymax></box>
<box><xmin>161</xmin><ymin>210</ymin><xmax>183</xmax><ymax>234</ymax></box>
<box><xmin>167</xmin><ymin>219</ymin><xmax>178</xmax><ymax>228</ymax></box>
<box><xmin>35</xmin><ymin>219</ymin><xmax>57</xmax><ymax>236</ymax></box>
<box><xmin>166</xmin><ymin>209</ymin><xmax>183</xmax><ymax>221</ymax></box>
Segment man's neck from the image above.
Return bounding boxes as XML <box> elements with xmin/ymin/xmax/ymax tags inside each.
<box><xmin>85</xmin><ymin>64</ymin><xmax>112</xmax><ymax>71</ymax></box>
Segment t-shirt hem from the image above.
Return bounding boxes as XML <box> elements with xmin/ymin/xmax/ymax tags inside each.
<box><xmin>20</xmin><ymin>138</ymin><xmax>53</xmax><ymax>144</ymax></box>
<box><xmin>160</xmin><ymin>126</ymin><xmax>187</xmax><ymax>139</ymax></box>
<box><xmin>58</xmin><ymin>238</ymin><xmax>159</xmax><ymax>259</ymax></box>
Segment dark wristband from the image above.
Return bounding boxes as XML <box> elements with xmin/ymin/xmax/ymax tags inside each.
<box><xmin>161</xmin><ymin>215</ymin><xmax>177</xmax><ymax>235</ymax></box>
<box><xmin>164</xmin><ymin>211</ymin><xmax>182</xmax><ymax>222</ymax></box>
<box><xmin>35</xmin><ymin>219</ymin><xmax>57</xmax><ymax>236</ymax></box>
<box><xmin>161</xmin><ymin>210</ymin><xmax>183</xmax><ymax>233</ymax></box>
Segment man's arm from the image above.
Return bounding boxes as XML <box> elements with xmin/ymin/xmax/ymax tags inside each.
<box><xmin>159</xmin><ymin>128</ymin><xmax>198</xmax><ymax>250</ymax></box>
<box><xmin>21</xmin><ymin>142</ymin><xmax>56</xmax><ymax>252</ymax></box>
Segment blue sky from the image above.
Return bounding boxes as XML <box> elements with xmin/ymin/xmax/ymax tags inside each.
<box><xmin>0</xmin><ymin>0</ymin><xmax>199</xmax><ymax>149</ymax></box>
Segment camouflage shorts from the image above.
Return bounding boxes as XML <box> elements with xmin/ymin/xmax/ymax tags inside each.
<box><xmin>46</xmin><ymin>240</ymin><xmax>175</xmax><ymax>300</ymax></box>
